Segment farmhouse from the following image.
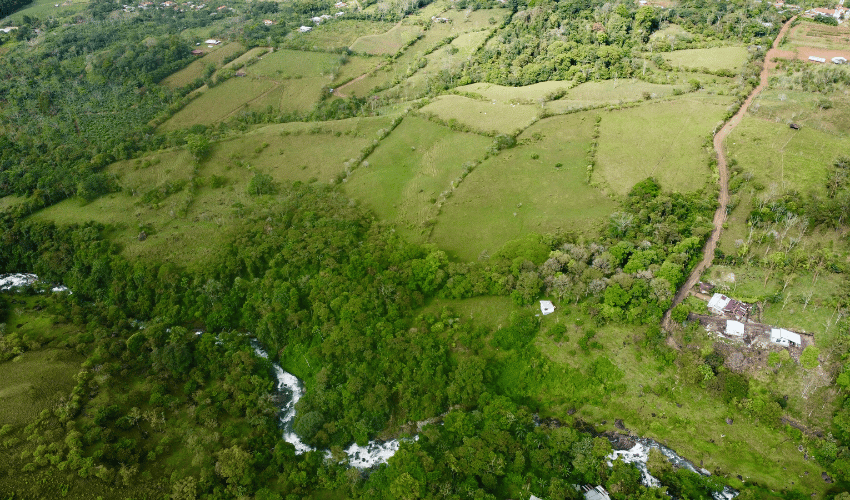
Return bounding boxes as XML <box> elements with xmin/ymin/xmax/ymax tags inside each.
<box><xmin>726</xmin><ymin>320</ymin><xmax>745</xmax><ymax>338</ymax></box>
<box><xmin>205</xmin><ymin>39</ymin><xmax>221</xmax><ymax>45</ymax></box>
<box><xmin>707</xmin><ymin>293</ymin><xmax>751</xmax><ymax>320</ymax></box>
<box><xmin>707</xmin><ymin>293</ymin><xmax>731</xmax><ymax>314</ymax></box>
<box><xmin>540</xmin><ymin>300</ymin><xmax>555</xmax><ymax>315</ymax></box>
<box><xmin>770</xmin><ymin>328</ymin><xmax>802</xmax><ymax>347</ymax></box>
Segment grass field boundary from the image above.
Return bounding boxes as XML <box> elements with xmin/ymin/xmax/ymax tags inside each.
<box><xmin>339</xmin><ymin>113</ymin><xmax>406</xmax><ymax>183</ymax></box>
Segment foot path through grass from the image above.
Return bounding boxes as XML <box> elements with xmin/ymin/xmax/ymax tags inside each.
<box><xmin>663</xmin><ymin>16</ymin><xmax>797</xmax><ymax>330</ymax></box>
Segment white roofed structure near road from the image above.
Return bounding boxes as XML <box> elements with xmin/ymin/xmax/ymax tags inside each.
<box><xmin>770</xmin><ymin>328</ymin><xmax>802</xmax><ymax>347</ymax></box>
<box><xmin>708</xmin><ymin>293</ymin><xmax>731</xmax><ymax>315</ymax></box>
<box><xmin>204</xmin><ymin>39</ymin><xmax>221</xmax><ymax>45</ymax></box>
<box><xmin>726</xmin><ymin>320</ymin><xmax>745</xmax><ymax>337</ymax></box>
<box><xmin>540</xmin><ymin>300</ymin><xmax>555</xmax><ymax>315</ymax></box>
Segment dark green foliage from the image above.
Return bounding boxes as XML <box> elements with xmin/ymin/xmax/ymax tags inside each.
<box><xmin>492</xmin><ymin>310</ymin><xmax>539</xmax><ymax>350</ymax></box>
<box><xmin>813</xmin><ymin>14</ymin><xmax>838</xmax><ymax>26</ymax></box>
<box><xmin>247</xmin><ymin>173</ymin><xmax>278</xmax><ymax>196</ymax></box>
<box><xmin>0</xmin><ymin>0</ymin><xmax>31</xmax><ymax>17</ymax></box>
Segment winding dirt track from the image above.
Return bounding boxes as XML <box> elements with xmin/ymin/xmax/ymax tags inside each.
<box><xmin>662</xmin><ymin>16</ymin><xmax>797</xmax><ymax>330</ymax></box>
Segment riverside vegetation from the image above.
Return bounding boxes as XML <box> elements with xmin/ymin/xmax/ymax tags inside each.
<box><xmin>1</xmin><ymin>0</ymin><xmax>850</xmax><ymax>498</ymax></box>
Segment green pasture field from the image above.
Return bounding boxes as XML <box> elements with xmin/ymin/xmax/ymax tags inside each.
<box><xmin>0</xmin><ymin>347</ymin><xmax>82</xmax><ymax>426</ymax></box>
<box><xmin>349</xmin><ymin>22</ymin><xmax>422</xmax><ymax>55</ymax></box>
<box><xmin>161</xmin><ymin>77</ymin><xmax>277</xmax><ymax>130</ymax></box>
<box><xmin>429</xmin><ymin>112</ymin><xmax>615</xmax><ymax>261</ymax></box>
<box><xmin>2</xmin><ymin>0</ymin><xmax>86</xmax><ymax>23</ymax></box>
<box><xmin>725</xmin><ymin>115</ymin><xmax>850</xmax><ymax>196</ymax></box>
<box><xmin>456</xmin><ymin>80</ymin><xmax>573</xmax><ymax>104</ymax></box>
<box><xmin>786</xmin><ymin>20</ymin><xmax>850</xmax><ymax>52</ymax></box>
<box><xmin>343</xmin><ymin>115</ymin><xmax>491</xmax><ymax>242</ymax></box>
<box><xmin>219</xmin><ymin>46</ymin><xmax>271</xmax><ymax>73</ymax></box>
<box><xmin>249</xmin><ymin>49</ymin><xmax>342</xmax><ymax>79</ymax></box>
<box><xmin>160</xmin><ymin>42</ymin><xmax>245</xmax><ymax>89</ymax></box>
<box><xmin>32</xmin><ymin>117</ymin><xmax>393</xmax><ymax>269</ymax></box>
<box><xmin>390</xmin><ymin>32</ymin><xmax>487</xmax><ymax>98</ymax></box>
<box><xmin>420</xmin><ymin>295</ymin><xmax>516</xmax><ymax>331</ymax></box>
<box><xmin>549</xmin><ymin>79</ymin><xmax>686</xmax><ymax>112</ymax></box>
<box><xmin>750</xmin><ymin>89</ymin><xmax>850</xmax><ymax>137</ymax></box>
<box><xmin>419</xmin><ymin>94</ymin><xmax>539</xmax><ymax>135</ymax></box>
<box><xmin>596</xmin><ymin>94</ymin><xmax>735</xmax><ymax>195</ymax></box>
<box><xmin>331</xmin><ymin>54</ymin><xmax>381</xmax><ymax>88</ymax></box>
<box><xmin>663</xmin><ymin>46</ymin><xmax>749</xmax><ymax>72</ymax></box>
<box><xmin>245</xmin><ymin>76</ymin><xmax>327</xmax><ymax>113</ymax></box>
<box><xmin>289</xmin><ymin>20</ymin><xmax>395</xmax><ymax>52</ymax></box>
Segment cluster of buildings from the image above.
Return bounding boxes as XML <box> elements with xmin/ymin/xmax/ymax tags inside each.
<box><xmin>808</xmin><ymin>55</ymin><xmax>848</xmax><ymax>64</ymax></box>
<box><xmin>299</xmin><ymin>7</ymin><xmax>347</xmax><ymax>33</ymax></box>
<box><xmin>700</xmin><ymin>284</ymin><xmax>805</xmax><ymax>349</ymax></box>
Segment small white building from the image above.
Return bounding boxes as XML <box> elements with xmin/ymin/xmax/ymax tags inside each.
<box><xmin>204</xmin><ymin>38</ymin><xmax>221</xmax><ymax>45</ymax></box>
<box><xmin>809</xmin><ymin>56</ymin><xmax>826</xmax><ymax>63</ymax></box>
<box><xmin>770</xmin><ymin>328</ymin><xmax>802</xmax><ymax>347</ymax></box>
<box><xmin>540</xmin><ymin>300</ymin><xmax>555</xmax><ymax>315</ymax></box>
<box><xmin>299</xmin><ymin>26</ymin><xmax>312</xmax><ymax>32</ymax></box>
<box><xmin>708</xmin><ymin>293</ymin><xmax>731</xmax><ymax>315</ymax></box>
<box><xmin>726</xmin><ymin>320</ymin><xmax>745</xmax><ymax>337</ymax></box>
<box><xmin>832</xmin><ymin>57</ymin><xmax>847</xmax><ymax>64</ymax></box>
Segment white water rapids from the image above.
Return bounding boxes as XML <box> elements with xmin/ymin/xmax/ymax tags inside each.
<box><xmin>0</xmin><ymin>272</ymin><xmax>741</xmax><ymax>488</ymax></box>
<box><xmin>608</xmin><ymin>437</ymin><xmax>738</xmax><ymax>499</ymax></box>
<box><xmin>252</xmin><ymin>343</ymin><xmax>410</xmax><ymax>468</ymax></box>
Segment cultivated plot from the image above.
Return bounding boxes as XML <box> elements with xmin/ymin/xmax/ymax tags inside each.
<box><xmin>161</xmin><ymin>42</ymin><xmax>245</xmax><ymax>89</ymax></box>
<box><xmin>548</xmin><ymin>79</ymin><xmax>686</xmax><ymax>111</ymax></box>
<box><xmin>429</xmin><ymin>112</ymin><xmax>615</xmax><ymax>261</ymax></box>
<box><xmin>595</xmin><ymin>94</ymin><xmax>735</xmax><ymax>194</ymax></box>
<box><xmin>349</xmin><ymin>22</ymin><xmax>422</xmax><ymax>55</ymax></box>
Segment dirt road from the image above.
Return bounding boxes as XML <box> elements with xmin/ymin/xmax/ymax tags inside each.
<box><xmin>662</xmin><ymin>16</ymin><xmax>797</xmax><ymax>330</ymax></box>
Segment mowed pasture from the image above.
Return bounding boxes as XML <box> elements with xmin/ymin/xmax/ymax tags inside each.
<box><xmin>725</xmin><ymin>115</ymin><xmax>850</xmax><ymax>196</ymax></box>
<box><xmin>420</xmin><ymin>94</ymin><xmax>539</xmax><ymax>135</ymax></box>
<box><xmin>663</xmin><ymin>46</ymin><xmax>749</xmax><ymax>72</ymax></box>
<box><xmin>429</xmin><ymin>112</ymin><xmax>615</xmax><ymax>261</ymax></box>
<box><xmin>33</xmin><ymin>117</ymin><xmax>394</xmax><ymax>268</ymax></box>
<box><xmin>343</xmin><ymin>116</ymin><xmax>491</xmax><ymax>242</ymax></box>
<box><xmin>0</xmin><ymin>348</ymin><xmax>82</xmax><ymax>426</ymax></box>
<box><xmin>349</xmin><ymin>22</ymin><xmax>422</xmax><ymax>55</ymax></box>
<box><xmin>161</xmin><ymin>49</ymin><xmax>341</xmax><ymax>130</ymax></box>
<box><xmin>595</xmin><ymin>94</ymin><xmax>735</xmax><ymax>194</ymax></box>
<box><xmin>161</xmin><ymin>42</ymin><xmax>245</xmax><ymax>89</ymax></box>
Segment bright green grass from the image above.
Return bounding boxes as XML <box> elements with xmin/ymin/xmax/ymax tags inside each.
<box><xmin>663</xmin><ymin>46</ymin><xmax>749</xmax><ymax>72</ymax></box>
<box><xmin>596</xmin><ymin>94</ymin><xmax>735</xmax><ymax>195</ymax></box>
<box><xmin>421</xmin><ymin>295</ymin><xmax>517</xmax><ymax>331</ymax></box>
<box><xmin>161</xmin><ymin>42</ymin><xmax>245</xmax><ymax>89</ymax></box>
<box><xmin>344</xmin><ymin>116</ymin><xmax>491</xmax><ymax>242</ymax></box>
<box><xmin>349</xmin><ymin>22</ymin><xmax>422</xmax><ymax>55</ymax></box>
<box><xmin>0</xmin><ymin>348</ymin><xmax>82</xmax><ymax>426</ymax></box>
<box><xmin>245</xmin><ymin>76</ymin><xmax>327</xmax><ymax>113</ymax></box>
<box><xmin>249</xmin><ymin>49</ymin><xmax>342</xmax><ymax>79</ymax></box>
<box><xmin>547</xmin><ymin>79</ymin><xmax>686</xmax><ymax>111</ymax></box>
<box><xmin>331</xmin><ymin>54</ymin><xmax>382</xmax><ymax>87</ymax></box>
<box><xmin>219</xmin><ymin>46</ymin><xmax>271</xmax><ymax>73</ymax></box>
<box><xmin>725</xmin><ymin>115</ymin><xmax>850</xmax><ymax>196</ymax></box>
<box><xmin>456</xmin><ymin>80</ymin><xmax>573</xmax><ymax>104</ymax></box>
<box><xmin>292</xmin><ymin>19</ymin><xmax>395</xmax><ymax>52</ymax></box>
<box><xmin>419</xmin><ymin>94</ymin><xmax>539</xmax><ymax>135</ymax></box>
<box><xmin>429</xmin><ymin>112</ymin><xmax>615</xmax><ymax>261</ymax></box>
<box><xmin>32</xmin><ymin>117</ymin><xmax>393</xmax><ymax>268</ymax></box>
<box><xmin>2</xmin><ymin>0</ymin><xmax>86</xmax><ymax>23</ymax></box>
<box><xmin>161</xmin><ymin>77</ymin><xmax>277</xmax><ymax>130</ymax></box>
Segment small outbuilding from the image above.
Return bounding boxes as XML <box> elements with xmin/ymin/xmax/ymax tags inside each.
<box><xmin>726</xmin><ymin>320</ymin><xmax>745</xmax><ymax>337</ymax></box>
<box><xmin>770</xmin><ymin>328</ymin><xmax>802</xmax><ymax>347</ymax></box>
<box><xmin>540</xmin><ymin>300</ymin><xmax>555</xmax><ymax>315</ymax></box>
<box><xmin>832</xmin><ymin>57</ymin><xmax>847</xmax><ymax>64</ymax></box>
<box><xmin>789</xmin><ymin>123</ymin><xmax>800</xmax><ymax>130</ymax></box>
<box><xmin>808</xmin><ymin>56</ymin><xmax>826</xmax><ymax>63</ymax></box>
<box><xmin>299</xmin><ymin>26</ymin><xmax>312</xmax><ymax>32</ymax></box>
<box><xmin>204</xmin><ymin>39</ymin><xmax>221</xmax><ymax>45</ymax></box>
